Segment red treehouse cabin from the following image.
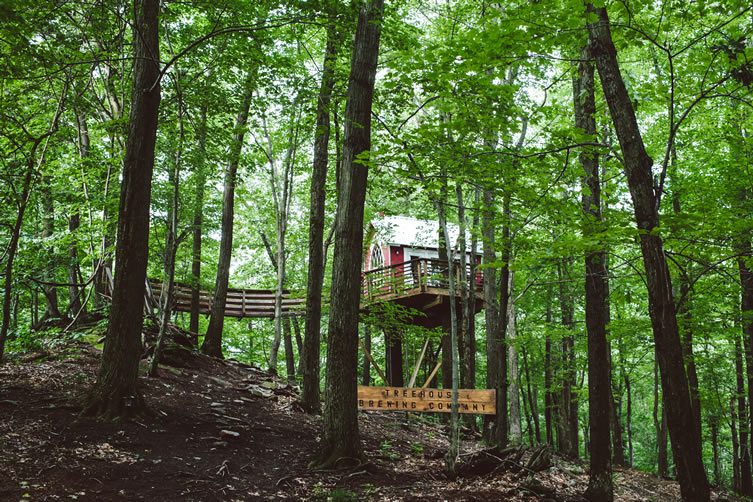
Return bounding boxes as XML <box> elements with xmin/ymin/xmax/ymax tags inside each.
<box><xmin>361</xmin><ymin>216</ymin><xmax>485</xmax><ymax>386</ymax></box>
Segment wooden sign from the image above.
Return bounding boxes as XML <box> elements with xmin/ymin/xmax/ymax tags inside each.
<box><xmin>357</xmin><ymin>386</ymin><xmax>496</xmax><ymax>415</ymax></box>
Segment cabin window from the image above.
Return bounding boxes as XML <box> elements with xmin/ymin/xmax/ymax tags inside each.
<box><xmin>370</xmin><ymin>245</ymin><xmax>384</xmax><ymax>269</ymax></box>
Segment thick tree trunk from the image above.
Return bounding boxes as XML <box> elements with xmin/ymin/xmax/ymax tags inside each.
<box><xmin>587</xmin><ymin>6</ymin><xmax>710</xmax><ymax>499</ymax></box>
<box><xmin>302</xmin><ymin>22</ymin><xmax>340</xmax><ymax>414</ymax></box>
<box><xmin>575</xmin><ymin>46</ymin><xmax>613</xmax><ymax>501</ymax></box>
<box><xmin>82</xmin><ymin>0</ymin><xmax>160</xmax><ymax>419</ymax></box>
<box><xmin>189</xmin><ymin>102</ymin><xmax>208</xmax><ymax>340</ymax></box>
<box><xmin>317</xmin><ymin>0</ymin><xmax>383</xmax><ymax>468</ymax></box>
<box><xmin>201</xmin><ymin>76</ymin><xmax>253</xmax><ymax>358</ymax></box>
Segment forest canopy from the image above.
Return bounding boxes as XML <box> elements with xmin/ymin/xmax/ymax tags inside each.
<box><xmin>1</xmin><ymin>0</ymin><xmax>752</xmax><ymax>500</ymax></box>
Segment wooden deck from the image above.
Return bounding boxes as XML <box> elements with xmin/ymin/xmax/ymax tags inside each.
<box><xmin>141</xmin><ymin>258</ymin><xmax>482</xmax><ymax>323</ymax></box>
<box><xmin>149</xmin><ymin>281</ymin><xmax>306</xmax><ymax>318</ymax></box>
<box><xmin>360</xmin><ymin>258</ymin><xmax>484</xmax><ymax>328</ymax></box>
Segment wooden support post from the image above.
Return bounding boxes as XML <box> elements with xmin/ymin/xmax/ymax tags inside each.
<box><xmin>358</xmin><ymin>336</ymin><xmax>388</xmax><ymax>385</ymax></box>
<box><xmin>422</xmin><ymin>359</ymin><xmax>442</xmax><ymax>389</ymax></box>
<box><xmin>408</xmin><ymin>337</ymin><xmax>430</xmax><ymax>388</ymax></box>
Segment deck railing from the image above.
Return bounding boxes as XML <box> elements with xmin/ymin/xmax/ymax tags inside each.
<box><xmin>362</xmin><ymin>258</ymin><xmax>482</xmax><ymax>301</ymax></box>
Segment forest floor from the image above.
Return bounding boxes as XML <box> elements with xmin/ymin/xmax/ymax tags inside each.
<box><xmin>0</xmin><ymin>329</ymin><xmax>740</xmax><ymax>501</ymax></box>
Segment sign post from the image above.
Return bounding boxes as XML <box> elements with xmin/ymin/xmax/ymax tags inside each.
<box><xmin>357</xmin><ymin>386</ymin><xmax>496</xmax><ymax>415</ymax></box>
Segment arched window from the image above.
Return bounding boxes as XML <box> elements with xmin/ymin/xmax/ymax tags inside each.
<box><xmin>370</xmin><ymin>245</ymin><xmax>384</xmax><ymax>270</ymax></box>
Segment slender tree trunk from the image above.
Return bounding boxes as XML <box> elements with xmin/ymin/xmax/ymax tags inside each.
<box><xmin>736</xmin><ymin>331</ymin><xmax>753</xmax><ymax>494</ymax></box>
<box><xmin>302</xmin><ymin>21</ymin><xmax>340</xmax><ymax>414</ymax></box>
<box><xmin>283</xmin><ymin>317</ymin><xmax>296</xmax><ymax>383</ymax></box>
<box><xmin>654</xmin><ymin>356</ymin><xmax>669</xmax><ymax>477</ymax></box>
<box><xmin>522</xmin><ymin>346</ymin><xmax>541</xmax><ymax>443</ymax></box>
<box><xmin>362</xmin><ymin>324</ymin><xmax>371</xmax><ymax>386</ymax></box>
<box><xmin>189</xmin><ymin>101</ymin><xmax>208</xmax><ymax>340</ymax></box>
<box><xmin>557</xmin><ymin>259</ymin><xmax>578</xmax><ymax>458</ymax></box>
<box><xmin>710</xmin><ymin>415</ymin><xmax>721</xmax><ymax>487</ymax></box>
<box><xmin>0</xmin><ymin>165</ymin><xmax>36</xmax><ymax>359</ymax></box>
<box><xmin>544</xmin><ymin>282</ymin><xmax>554</xmax><ymax>446</ymax></box>
<box><xmin>40</xmin><ymin>178</ymin><xmax>62</xmax><ymax>319</ymax></box>
<box><xmin>149</xmin><ymin>90</ymin><xmax>185</xmax><ymax>376</ymax></box>
<box><xmin>317</xmin><ymin>0</ymin><xmax>383</xmax><ymax>468</ymax></box>
<box><xmin>625</xmin><ymin>374</ymin><xmax>634</xmax><ymax>466</ymax></box>
<box><xmin>575</xmin><ymin>45</ymin><xmax>612</xmax><ymax>500</ymax></box>
<box><xmin>733</xmin><ymin>396</ymin><xmax>741</xmax><ymax>493</ymax></box>
<box><xmin>70</xmin><ymin>110</ymin><xmax>90</xmax><ymax>317</ymax></box>
<box><xmin>587</xmin><ymin>6</ymin><xmax>710</xmax><ymax>499</ymax></box>
<box><xmin>201</xmin><ymin>75</ymin><xmax>254</xmax><ymax>358</ymax></box>
<box><xmin>494</xmin><ymin>190</ymin><xmax>512</xmax><ymax>447</ymax></box>
<box><xmin>507</xmin><ymin>275</ymin><xmax>521</xmax><ymax>444</ymax></box>
<box><xmin>385</xmin><ymin>328</ymin><xmax>404</xmax><ymax>386</ymax></box>
<box><xmin>82</xmin><ymin>0</ymin><xmax>160</xmax><ymax>419</ymax></box>
<box><xmin>437</xmin><ymin>198</ymin><xmax>460</xmax><ymax>478</ymax></box>
<box><xmin>456</xmin><ymin>184</ymin><xmax>469</xmax><ymax>389</ymax></box>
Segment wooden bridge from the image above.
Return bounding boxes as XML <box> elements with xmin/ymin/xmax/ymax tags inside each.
<box><xmin>142</xmin><ymin>258</ymin><xmax>482</xmax><ymax>324</ymax></box>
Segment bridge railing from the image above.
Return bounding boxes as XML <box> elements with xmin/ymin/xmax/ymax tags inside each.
<box><xmin>362</xmin><ymin>258</ymin><xmax>482</xmax><ymax>301</ymax></box>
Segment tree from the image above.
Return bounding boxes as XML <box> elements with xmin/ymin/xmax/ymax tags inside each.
<box><xmin>586</xmin><ymin>4</ymin><xmax>710</xmax><ymax>500</ymax></box>
<box><xmin>575</xmin><ymin>44</ymin><xmax>613</xmax><ymax>501</ymax></box>
<box><xmin>82</xmin><ymin>0</ymin><xmax>161</xmax><ymax>419</ymax></box>
<box><xmin>301</xmin><ymin>7</ymin><xmax>342</xmax><ymax>414</ymax></box>
<box><xmin>317</xmin><ymin>0</ymin><xmax>383</xmax><ymax>468</ymax></box>
<box><xmin>201</xmin><ymin>75</ymin><xmax>254</xmax><ymax>358</ymax></box>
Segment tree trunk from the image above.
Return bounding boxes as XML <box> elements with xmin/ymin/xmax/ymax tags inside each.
<box><xmin>385</xmin><ymin>328</ymin><xmax>404</xmax><ymax>387</ymax></box>
<box><xmin>507</xmin><ymin>275</ymin><xmax>521</xmax><ymax>444</ymax></box>
<box><xmin>557</xmin><ymin>259</ymin><xmax>579</xmax><ymax>459</ymax></box>
<box><xmin>201</xmin><ymin>75</ymin><xmax>254</xmax><ymax>358</ymax></box>
<box><xmin>733</xmin><ymin>396</ymin><xmax>741</xmax><ymax>493</ymax></box>
<box><xmin>283</xmin><ymin>317</ymin><xmax>296</xmax><ymax>383</ymax></box>
<box><xmin>522</xmin><ymin>346</ymin><xmax>541</xmax><ymax>443</ymax></box>
<box><xmin>82</xmin><ymin>0</ymin><xmax>160</xmax><ymax>419</ymax></box>
<box><xmin>494</xmin><ymin>190</ymin><xmax>512</xmax><ymax>447</ymax></box>
<box><xmin>317</xmin><ymin>0</ymin><xmax>383</xmax><ymax>468</ymax></box>
<box><xmin>70</xmin><ymin>110</ymin><xmax>90</xmax><ymax>317</ymax></box>
<box><xmin>362</xmin><ymin>324</ymin><xmax>371</xmax><ymax>386</ymax></box>
<box><xmin>736</xmin><ymin>331</ymin><xmax>753</xmax><ymax>494</ymax></box>
<box><xmin>40</xmin><ymin>178</ymin><xmax>62</xmax><ymax>320</ymax></box>
<box><xmin>575</xmin><ymin>45</ymin><xmax>612</xmax><ymax>501</ymax></box>
<box><xmin>587</xmin><ymin>6</ymin><xmax>710</xmax><ymax>499</ymax></box>
<box><xmin>189</xmin><ymin>101</ymin><xmax>208</xmax><ymax>340</ymax></box>
<box><xmin>148</xmin><ymin>90</ymin><xmax>184</xmax><ymax>376</ymax></box>
<box><xmin>302</xmin><ymin>21</ymin><xmax>340</xmax><ymax>414</ymax></box>
<box><xmin>0</xmin><ymin>165</ymin><xmax>36</xmax><ymax>359</ymax></box>
<box><xmin>544</xmin><ymin>282</ymin><xmax>554</xmax><ymax>446</ymax></box>
<box><xmin>437</xmin><ymin>198</ymin><xmax>460</xmax><ymax>478</ymax></box>
<box><xmin>654</xmin><ymin>356</ymin><xmax>669</xmax><ymax>477</ymax></box>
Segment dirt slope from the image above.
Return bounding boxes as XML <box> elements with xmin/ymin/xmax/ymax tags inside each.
<box><xmin>0</xmin><ymin>340</ymin><xmax>738</xmax><ymax>501</ymax></box>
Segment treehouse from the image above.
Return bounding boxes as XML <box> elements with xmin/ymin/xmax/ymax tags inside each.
<box><xmin>361</xmin><ymin>215</ymin><xmax>484</xmax><ymax>328</ymax></box>
<box><xmin>360</xmin><ymin>216</ymin><xmax>485</xmax><ymax>387</ymax></box>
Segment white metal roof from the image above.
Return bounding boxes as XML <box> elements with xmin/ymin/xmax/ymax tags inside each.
<box><xmin>371</xmin><ymin>215</ymin><xmax>469</xmax><ymax>251</ymax></box>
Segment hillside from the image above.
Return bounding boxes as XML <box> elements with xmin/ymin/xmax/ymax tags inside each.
<box><xmin>0</xmin><ymin>333</ymin><xmax>734</xmax><ymax>501</ymax></box>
